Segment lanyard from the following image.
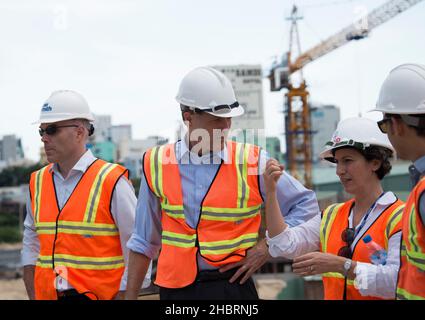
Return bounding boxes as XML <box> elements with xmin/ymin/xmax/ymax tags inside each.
<box><xmin>353</xmin><ymin>192</ymin><xmax>385</xmax><ymax>238</ymax></box>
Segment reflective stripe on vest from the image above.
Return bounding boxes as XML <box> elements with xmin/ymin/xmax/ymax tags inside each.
<box><xmin>30</xmin><ymin>159</ymin><xmax>127</xmax><ymax>300</ymax></box>
<box><xmin>201</xmin><ymin>205</ymin><xmax>261</xmax><ymax>222</ymax></box>
<box><xmin>32</xmin><ymin>165</ymin><xmax>50</xmax><ymax>224</ymax></box>
<box><xmin>322</xmin><ymin>272</ymin><xmax>355</xmax><ymax>286</ymax></box>
<box><xmin>320</xmin><ymin>198</ymin><xmax>404</xmax><ymax>300</ymax></box>
<box><xmin>397</xmin><ymin>178</ymin><xmax>425</xmax><ymax>300</ymax></box>
<box><xmin>397</xmin><ymin>287</ymin><xmax>425</xmax><ymax>300</ymax></box>
<box><xmin>36</xmin><ymin>254</ymin><xmax>125</xmax><ymax>270</ymax></box>
<box><xmin>144</xmin><ymin>141</ymin><xmax>263</xmax><ymax>288</ymax></box>
<box><xmin>162</xmin><ymin>231</ymin><xmax>197</xmax><ymax>248</ymax></box>
<box><xmin>407</xmin><ymin>205</ymin><xmax>425</xmax><ymax>269</ymax></box>
<box><xmin>385</xmin><ymin>205</ymin><xmax>404</xmax><ymax>243</ymax></box>
<box><xmin>161</xmin><ymin>202</ymin><xmax>261</xmax><ymax>222</ymax></box>
<box><xmin>320</xmin><ymin>203</ymin><xmax>344</xmax><ymax>253</ymax></box>
<box><xmin>35</xmin><ymin>221</ymin><xmax>119</xmax><ymax>236</ymax></box>
<box><xmin>83</xmin><ymin>163</ymin><xmax>119</xmax><ymax>223</ymax></box>
<box><xmin>199</xmin><ymin>233</ymin><xmax>259</xmax><ymax>255</ymax></box>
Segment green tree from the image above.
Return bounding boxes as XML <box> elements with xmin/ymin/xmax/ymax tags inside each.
<box><xmin>0</xmin><ymin>212</ymin><xmax>21</xmax><ymax>243</ymax></box>
<box><xmin>0</xmin><ymin>163</ymin><xmax>43</xmax><ymax>187</ymax></box>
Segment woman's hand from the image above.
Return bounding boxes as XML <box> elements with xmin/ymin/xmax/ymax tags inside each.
<box><xmin>292</xmin><ymin>252</ymin><xmax>349</xmax><ymax>277</ymax></box>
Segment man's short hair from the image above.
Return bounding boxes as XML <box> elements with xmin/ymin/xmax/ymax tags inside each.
<box><xmin>387</xmin><ymin>113</ymin><xmax>425</xmax><ymax>137</ymax></box>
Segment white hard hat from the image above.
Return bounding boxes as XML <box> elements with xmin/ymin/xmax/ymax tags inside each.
<box><xmin>33</xmin><ymin>90</ymin><xmax>95</xmax><ymax>124</ymax></box>
<box><xmin>374</xmin><ymin>63</ymin><xmax>425</xmax><ymax>114</ymax></box>
<box><xmin>176</xmin><ymin>66</ymin><xmax>244</xmax><ymax>118</ymax></box>
<box><xmin>319</xmin><ymin>117</ymin><xmax>395</xmax><ymax>162</ymax></box>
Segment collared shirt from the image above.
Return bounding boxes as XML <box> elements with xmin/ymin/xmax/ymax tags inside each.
<box><xmin>411</xmin><ymin>155</ymin><xmax>425</xmax><ymax>224</ymax></box>
<box><xmin>127</xmin><ymin>139</ymin><xmax>320</xmax><ymax>270</ymax></box>
<box><xmin>266</xmin><ymin>191</ymin><xmax>401</xmax><ymax>299</ymax></box>
<box><xmin>21</xmin><ymin>149</ymin><xmax>151</xmax><ymax>292</ymax></box>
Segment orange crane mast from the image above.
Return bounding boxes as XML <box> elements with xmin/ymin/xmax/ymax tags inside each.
<box><xmin>268</xmin><ymin>0</ymin><xmax>423</xmax><ymax>188</ymax></box>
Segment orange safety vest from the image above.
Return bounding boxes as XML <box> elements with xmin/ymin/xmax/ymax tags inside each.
<box><xmin>143</xmin><ymin>141</ymin><xmax>263</xmax><ymax>288</ymax></box>
<box><xmin>29</xmin><ymin>159</ymin><xmax>129</xmax><ymax>300</ymax></box>
<box><xmin>320</xmin><ymin>197</ymin><xmax>404</xmax><ymax>300</ymax></box>
<box><xmin>397</xmin><ymin>177</ymin><xmax>425</xmax><ymax>300</ymax></box>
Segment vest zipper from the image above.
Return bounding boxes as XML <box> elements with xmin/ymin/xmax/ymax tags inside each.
<box><xmin>194</xmin><ymin>160</ymin><xmax>223</xmax><ymax>262</ymax></box>
<box><xmin>52</xmin><ymin>210</ymin><xmax>63</xmax><ymax>273</ymax></box>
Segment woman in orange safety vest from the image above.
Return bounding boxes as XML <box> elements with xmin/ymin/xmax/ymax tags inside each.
<box><xmin>263</xmin><ymin>117</ymin><xmax>404</xmax><ymax>300</ymax></box>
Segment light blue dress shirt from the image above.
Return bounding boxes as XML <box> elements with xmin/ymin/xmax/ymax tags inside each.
<box><xmin>127</xmin><ymin>140</ymin><xmax>320</xmax><ymax>270</ymax></box>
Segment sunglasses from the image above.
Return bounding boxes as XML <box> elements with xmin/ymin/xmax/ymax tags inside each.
<box><xmin>338</xmin><ymin>227</ymin><xmax>355</xmax><ymax>258</ymax></box>
<box><xmin>377</xmin><ymin>117</ymin><xmax>392</xmax><ymax>134</ymax></box>
<box><xmin>39</xmin><ymin>124</ymin><xmax>79</xmax><ymax>137</ymax></box>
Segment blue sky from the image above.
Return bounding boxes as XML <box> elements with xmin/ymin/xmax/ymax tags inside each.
<box><xmin>0</xmin><ymin>0</ymin><xmax>424</xmax><ymax>161</ymax></box>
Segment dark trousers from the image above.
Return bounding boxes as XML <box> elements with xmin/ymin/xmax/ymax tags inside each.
<box><xmin>159</xmin><ymin>270</ymin><xmax>259</xmax><ymax>300</ymax></box>
<box><xmin>57</xmin><ymin>289</ymin><xmax>92</xmax><ymax>301</ymax></box>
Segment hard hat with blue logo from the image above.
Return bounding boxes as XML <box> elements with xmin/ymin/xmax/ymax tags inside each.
<box><xmin>33</xmin><ymin>90</ymin><xmax>95</xmax><ymax>124</ymax></box>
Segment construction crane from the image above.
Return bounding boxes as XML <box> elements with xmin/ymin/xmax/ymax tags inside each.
<box><xmin>268</xmin><ymin>0</ymin><xmax>423</xmax><ymax>188</ymax></box>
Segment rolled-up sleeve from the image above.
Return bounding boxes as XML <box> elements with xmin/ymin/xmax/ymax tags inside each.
<box><xmin>21</xmin><ymin>191</ymin><xmax>39</xmax><ymax>266</ymax></box>
<box><xmin>259</xmin><ymin>151</ymin><xmax>320</xmax><ymax>227</ymax></box>
<box><xmin>126</xmin><ymin>164</ymin><xmax>162</xmax><ymax>260</ymax></box>
<box><xmin>266</xmin><ymin>214</ymin><xmax>321</xmax><ymax>259</ymax></box>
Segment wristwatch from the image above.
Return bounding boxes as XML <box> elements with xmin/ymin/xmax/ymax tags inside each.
<box><xmin>343</xmin><ymin>259</ymin><xmax>352</xmax><ymax>277</ymax></box>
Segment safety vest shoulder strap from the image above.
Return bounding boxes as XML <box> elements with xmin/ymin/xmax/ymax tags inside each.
<box><xmin>29</xmin><ymin>164</ymin><xmax>54</xmax><ymax>223</ymax></box>
<box><xmin>413</xmin><ymin>177</ymin><xmax>425</xmax><ymax>209</ymax></box>
<box><xmin>402</xmin><ymin>178</ymin><xmax>425</xmax><ymax>270</ymax></box>
<box><xmin>29</xmin><ymin>163</ymin><xmax>53</xmax><ymax>197</ymax></box>
<box><xmin>143</xmin><ymin>144</ymin><xmax>176</xmax><ymax>199</ymax></box>
<box><xmin>384</xmin><ymin>201</ymin><xmax>405</xmax><ymax>240</ymax></box>
<box><xmin>320</xmin><ymin>202</ymin><xmax>347</xmax><ymax>252</ymax></box>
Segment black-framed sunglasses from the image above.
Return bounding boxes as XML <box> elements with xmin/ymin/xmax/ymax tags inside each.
<box><xmin>39</xmin><ymin>124</ymin><xmax>79</xmax><ymax>137</ymax></box>
<box><xmin>377</xmin><ymin>117</ymin><xmax>392</xmax><ymax>134</ymax></box>
<box><xmin>338</xmin><ymin>227</ymin><xmax>355</xmax><ymax>258</ymax></box>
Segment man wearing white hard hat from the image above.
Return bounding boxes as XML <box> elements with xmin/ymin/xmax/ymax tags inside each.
<box><xmin>126</xmin><ymin>67</ymin><xmax>319</xmax><ymax>300</ymax></box>
<box><xmin>373</xmin><ymin>63</ymin><xmax>425</xmax><ymax>300</ymax></box>
<box><xmin>22</xmin><ymin>90</ymin><xmax>151</xmax><ymax>300</ymax></box>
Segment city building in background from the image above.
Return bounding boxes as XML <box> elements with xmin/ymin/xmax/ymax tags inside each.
<box><xmin>0</xmin><ymin>135</ymin><xmax>26</xmax><ymax>171</ymax></box>
<box><xmin>0</xmin><ymin>135</ymin><xmax>24</xmax><ymax>163</ymax></box>
<box><xmin>119</xmin><ymin>136</ymin><xmax>168</xmax><ymax>178</ymax></box>
<box><xmin>266</xmin><ymin>137</ymin><xmax>286</xmax><ymax>165</ymax></box>
<box><xmin>310</xmin><ymin>104</ymin><xmax>340</xmax><ymax>163</ymax></box>
<box><xmin>213</xmin><ymin>65</ymin><xmax>265</xmax><ymax>148</ymax></box>
<box><xmin>91</xmin><ymin>141</ymin><xmax>116</xmax><ymax>163</ymax></box>
<box><xmin>92</xmin><ymin>115</ymin><xmax>112</xmax><ymax>143</ymax></box>
<box><xmin>109</xmin><ymin>124</ymin><xmax>132</xmax><ymax>145</ymax></box>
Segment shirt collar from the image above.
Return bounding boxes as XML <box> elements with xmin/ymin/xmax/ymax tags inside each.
<box><xmin>375</xmin><ymin>191</ymin><xmax>397</xmax><ymax>206</ymax></box>
<box><xmin>408</xmin><ymin>155</ymin><xmax>425</xmax><ymax>186</ymax></box>
<box><xmin>49</xmin><ymin>149</ymin><xmax>97</xmax><ymax>176</ymax></box>
<box><xmin>176</xmin><ymin>138</ymin><xmax>228</xmax><ymax>164</ymax></box>
<box><xmin>413</xmin><ymin>155</ymin><xmax>425</xmax><ymax>175</ymax></box>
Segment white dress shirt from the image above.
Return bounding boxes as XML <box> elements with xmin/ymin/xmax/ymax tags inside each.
<box><xmin>21</xmin><ymin>149</ymin><xmax>151</xmax><ymax>292</ymax></box>
<box><xmin>266</xmin><ymin>191</ymin><xmax>401</xmax><ymax>299</ymax></box>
